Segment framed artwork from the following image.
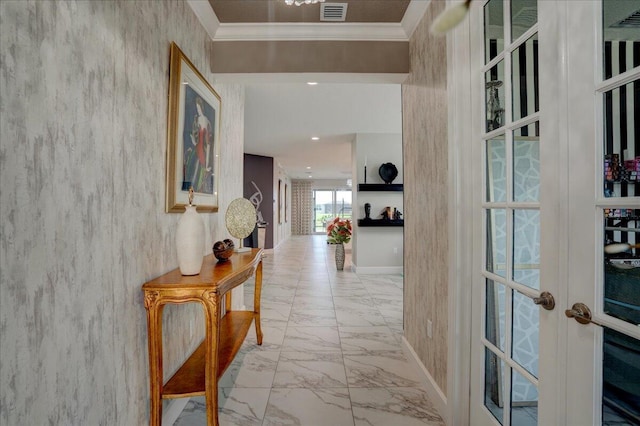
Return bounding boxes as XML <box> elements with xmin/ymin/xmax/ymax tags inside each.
<box><xmin>284</xmin><ymin>183</ymin><xmax>288</xmax><ymax>222</ymax></box>
<box><xmin>166</xmin><ymin>42</ymin><xmax>221</xmax><ymax>213</ymax></box>
<box><xmin>278</xmin><ymin>179</ymin><xmax>282</xmax><ymax>224</ymax></box>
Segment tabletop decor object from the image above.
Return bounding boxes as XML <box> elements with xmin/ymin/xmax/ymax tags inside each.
<box><xmin>176</xmin><ymin>188</ymin><xmax>205</xmax><ymax>275</ymax></box>
<box><xmin>212</xmin><ymin>239</ymin><xmax>234</xmax><ymax>262</ymax></box>
<box><xmin>225</xmin><ymin>198</ymin><xmax>257</xmax><ymax>252</ymax></box>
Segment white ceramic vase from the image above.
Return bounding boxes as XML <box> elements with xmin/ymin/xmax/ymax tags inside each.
<box><xmin>176</xmin><ymin>205</ymin><xmax>205</xmax><ymax>275</ymax></box>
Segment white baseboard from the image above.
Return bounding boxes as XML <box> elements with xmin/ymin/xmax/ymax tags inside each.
<box><xmin>353</xmin><ymin>265</ymin><xmax>403</xmax><ymax>274</ymax></box>
<box><xmin>401</xmin><ymin>337</ymin><xmax>449</xmax><ymax>425</ymax></box>
<box><xmin>162</xmin><ymin>398</ymin><xmax>190</xmax><ymax>426</ymax></box>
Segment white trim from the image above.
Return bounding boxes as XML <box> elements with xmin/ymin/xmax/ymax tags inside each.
<box><xmin>189</xmin><ymin>0</ymin><xmax>428</xmax><ymax>42</ymax></box>
<box><xmin>446</xmin><ymin>5</ymin><xmax>473</xmax><ymax>425</ymax></box>
<box><xmin>401</xmin><ymin>337</ymin><xmax>448</xmax><ymax>424</ymax></box>
<box><xmin>401</xmin><ymin>0</ymin><xmax>431</xmax><ymax>39</ymax></box>
<box><xmin>209</xmin><ymin>72</ymin><xmax>408</xmax><ymax>85</ymax></box>
<box><xmin>353</xmin><ymin>265</ymin><xmax>403</xmax><ymax>274</ymax></box>
<box><xmin>187</xmin><ymin>0</ymin><xmax>220</xmax><ymax>41</ymax></box>
<box><xmin>213</xmin><ymin>22</ymin><xmax>410</xmax><ymax>41</ymax></box>
<box><xmin>162</xmin><ymin>398</ymin><xmax>190</xmax><ymax>426</ymax></box>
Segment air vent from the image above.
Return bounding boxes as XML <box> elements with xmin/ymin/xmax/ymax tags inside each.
<box><xmin>610</xmin><ymin>9</ymin><xmax>640</xmax><ymax>28</ymax></box>
<box><xmin>321</xmin><ymin>2</ymin><xmax>348</xmax><ymax>22</ymax></box>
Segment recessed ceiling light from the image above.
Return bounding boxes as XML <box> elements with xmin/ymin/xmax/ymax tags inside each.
<box><xmin>306</xmin><ymin>166</ymin><xmax>311</xmax><ymax>169</ymax></box>
<box><xmin>311</xmin><ymin>136</ymin><xmax>319</xmax><ymax>141</ymax></box>
<box><xmin>307</xmin><ymin>82</ymin><xmax>318</xmax><ymax>86</ymax></box>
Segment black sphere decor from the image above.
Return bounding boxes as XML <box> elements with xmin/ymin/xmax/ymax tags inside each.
<box><xmin>378</xmin><ymin>163</ymin><xmax>398</xmax><ymax>184</ymax></box>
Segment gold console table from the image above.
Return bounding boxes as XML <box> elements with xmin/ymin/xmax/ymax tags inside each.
<box><xmin>142</xmin><ymin>248</ymin><xmax>264</xmax><ymax>426</ymax></box>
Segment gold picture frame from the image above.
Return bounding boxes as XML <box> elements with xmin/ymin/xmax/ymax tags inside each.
<box><xmin>166</xmin><ymin>42</ymin><xmax>221</xmax><ymax>213</ymax></box>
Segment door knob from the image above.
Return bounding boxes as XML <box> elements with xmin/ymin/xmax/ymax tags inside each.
<box><xmin>532</xmin><ymin>291</ymin><xmax>555</xmax><ymax>310</ymax></box>
<box><xmin>565</xmin><ymin>303</ymin><xmax>603</xmax><ymax>327</ymax></box>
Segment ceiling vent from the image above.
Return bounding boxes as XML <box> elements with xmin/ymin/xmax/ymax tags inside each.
<box><xmin>610</xmin><ymin>9</ymin><xmax>640</xmax><ymax>28</ymax></box>
<box><xmin>321</xmin><ymin>3</ymin><xmax>348</xmax><ymax>22</ymax></box>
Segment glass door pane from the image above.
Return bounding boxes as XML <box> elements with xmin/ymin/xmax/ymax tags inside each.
<box><xmin>335</xmin><ymin>190</ymin><xmax>352</xmax><ymax>220</ymax></box>
<box><xmin>482</xmin><ymin>1</ymin><xmax>540</xmax><ymax>424</ymax></box>
<box><xmin>313</xmin><ymin>190</ymin><xmax>334</xmax><ymax>233</ymax></box>
<box><xmin>313</xmin><ymin>189</ymin><xmax>353</xmax><ymax>233</ymax></box>
<box><xmin>600</xmin><ymin>2</ymin><xmax>640</xmax><ymax>423</ymax></box>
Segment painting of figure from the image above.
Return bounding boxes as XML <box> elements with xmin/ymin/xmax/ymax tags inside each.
<box><xmin>182</xmin><ymin>85</ymin><xmax>216</xmax><ymax>195</ymax></box>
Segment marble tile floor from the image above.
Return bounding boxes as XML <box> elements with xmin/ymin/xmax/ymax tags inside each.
<box><xmin>174</xmin><ymin>235</ymin><xmax>445</xmax><ymax>426</ymax></box>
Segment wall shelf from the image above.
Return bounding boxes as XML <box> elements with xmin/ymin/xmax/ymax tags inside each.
<box><xmin>358</xmin><ymin>219</ymin><xmax>404</xmax><ymax>227</ymax></box>
<box><xmin>358</xmin><ymin>183</ymin><xmax>403</xmax><ymax>192</ymax></box>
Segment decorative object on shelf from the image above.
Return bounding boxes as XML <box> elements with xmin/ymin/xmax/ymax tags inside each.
<box><xmin>166</xmin><ymin>42</ymin><xmax>221</xmax><ymax>213</ymax></box>
<box><xmin>605</xmin><ymin>243</ymin><xmax>640</xmax><ymax>254</ymax></box>
<box><xmin>431</xmin><ymin>0</ymin><xmax>471</xmax><ymax>35</ymax></box>
<box><xmin>176</xmin><ymin>188</ymin><xmax>205</xmax><ymax>275</ymax></box>
<box><xmin>364</xmin><ymin>203</ymin><xmax>371</xmax><ymax>220</ymax></box>
<box><xmin>381</xmin><ymin>206</ymin><xmax>393</xmax><ymax>220</ymax></box>
<box><xmin>378</xmin><ymin>163</ymin><xmax>398</xmax><ymax>184</ymax></box>
<box><xmin>327</xmin><ymin>217</ymin><xmax>352</xmax><ymax>271</ymax></box>
<box><xmin>225</xmin><ymin>198</ymin><xmax>257</xmax><ymax>252</ymax></box>
<box><xmin>212</xmin><ymin>239</ymin><xmax>234</xmax><ymax>262</ymax></box>
<box><xmin>486</xmin><ymin>80</ymin><xmax>504</xmax><ymax>131</ymax></box>
<box><xmin>605</xmin><ymin>154</ymin><xmax>639</xmax><ymax>184</ymax></box>
<box><xmin>364</xmin><ymin>156</ymin><xmax>367</xmax><ymax>184</ymax></box>
<box><xmin>393</xmin><ymin>208</ymin><xmax>403</xmax><ymax>220</ymax></box>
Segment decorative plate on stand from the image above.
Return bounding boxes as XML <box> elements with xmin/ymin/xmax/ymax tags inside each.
<box><xmin>225</xmin><ymin>198</ymin><xmax>256</xmax><ymax>252</ymax></box>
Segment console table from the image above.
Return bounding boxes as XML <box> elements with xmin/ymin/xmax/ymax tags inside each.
<box><xmin>142</xmin><ymin>248</ymin><xmax>264</xmax><ymax>426</ymax></box>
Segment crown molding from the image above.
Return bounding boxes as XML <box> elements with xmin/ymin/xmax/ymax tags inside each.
<box><xmin>210</xmin><ymin>72</ymin><xmax>408</xmax><ymax>84</ymax></box>
<box><xmin>402</xmin><ymin>0</ymin><xmax>431</xmax><ymax>39</ymax></box>
<box><xmin>213</xmin><ymin>22</ymin><xmax>410</xmax><ymax>41</ymax></box>
<box><xmin>187</xmin><ymin>0</ymin><xmax>220</xmax><ymax>41</ymax></box>
<box><xmin>189</xmin><ymin>0</ymin><xmax>429</xmax><ymax>42</ymax></box>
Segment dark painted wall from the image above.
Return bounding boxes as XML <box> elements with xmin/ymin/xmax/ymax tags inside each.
<box><xmin>244</xmin><ymin>154</ymin><xmax>274</xmax><ymax>248</ymax></box>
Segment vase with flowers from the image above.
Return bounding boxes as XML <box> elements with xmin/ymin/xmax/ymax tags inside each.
<box><xmin>326</xmin><ymin>217</ymin><xmax>352</xmax><ymax>270</ymax></box>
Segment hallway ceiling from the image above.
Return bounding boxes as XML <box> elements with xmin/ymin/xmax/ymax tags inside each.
<box><xmin>209</xmin><ymin>0</ymin><xmax>411</xmax><ymax>23</ymax></box>
<box><xmin>190</xmin><ymin>0</ymin><xmax>423</xmax><ymax>180</ymax></box>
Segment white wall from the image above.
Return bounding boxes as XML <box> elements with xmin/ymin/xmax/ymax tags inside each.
<box><xmin>352</xmin><ymin>133</ymin><xmax>404</xmax><ymax>273</ymax></box>
<box><xmin>0</xmin><ymin>1</ymin><xmax>244</xmax><ymax>424</ymax></box>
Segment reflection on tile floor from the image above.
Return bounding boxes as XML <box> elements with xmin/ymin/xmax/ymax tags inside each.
<box><xmin>174</xmin><ymin>235</ymin><xmax>444</xmax><ymax>425</ymax></box>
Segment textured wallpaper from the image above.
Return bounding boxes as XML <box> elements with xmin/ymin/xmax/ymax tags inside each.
<box><xmin>402</xmin><ymin>0</ymin><xmax>449</xmax><ymax>394</ymax></box>
<box><xmin>0</xmin><ymin>1</ymin><xmax>244</xmax><ymax>424</ymax></box>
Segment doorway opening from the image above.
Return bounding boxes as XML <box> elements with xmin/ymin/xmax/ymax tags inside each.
<box><xmin>313</xmin><ymin>189</ymin><xmax>352</xmax><ymax>233</ymax></box>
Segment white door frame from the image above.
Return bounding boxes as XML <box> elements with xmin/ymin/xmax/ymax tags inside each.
<box><xmin>446</xmin><ymin>6</ymin><xmax>474</xmax><ymax>425</ymax></box>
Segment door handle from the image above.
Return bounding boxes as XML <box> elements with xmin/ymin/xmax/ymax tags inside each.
<box><xmin>565</xmin><ymin>303</ymin><xmax>603</xmax><ymax>327</ymax></box>
<box><xmin>532</xmin><ymin>291</ymin><xmax>555</xmax><ymax>310</ymax></box>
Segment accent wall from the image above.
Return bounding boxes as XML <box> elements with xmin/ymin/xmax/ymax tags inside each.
<box><xmin>0</xmin><ymin>1</ymin><xmax>245</xmax><ymax>424</ymax></box>
<box><xmin>402</xmin><ymin>0</ymin><xmax>449</xmax><ymax>394</ymax></box>
<box><xmin>243</xmin><ymin>153</ymin><xmax>274</xmax><ymax>248</ymax></box>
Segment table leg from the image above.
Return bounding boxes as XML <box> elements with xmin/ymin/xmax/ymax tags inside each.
<box><xmin>144</xmin><ymin>294</ymin><xmax>164</xmax><ymax>426</ymax></box>
<box><xmin>203</xmin><ymin>291</ymin><xmax>220</xmax><ymax>426</ymax></box>
<box><xmin>254</xmin><ymin>260</ymin><xmax>263</xmax><ymax>345</ymax></box>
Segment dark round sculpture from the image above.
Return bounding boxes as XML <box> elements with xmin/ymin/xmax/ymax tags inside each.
<box><xmin>213</xmin><ymin>239</ymin><xmax>234</xmax><ymax>262</ymax></box>
<box><xmin>378</xmin><ymin>163</ymin><xmax>398</xmax><ymax>184</ymax></box>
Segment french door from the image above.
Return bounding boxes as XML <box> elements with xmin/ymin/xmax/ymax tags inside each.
<box><xmin>468</xmin><ymin>1</ymin><xmax>639</xmax><ymax>425</ymax></box>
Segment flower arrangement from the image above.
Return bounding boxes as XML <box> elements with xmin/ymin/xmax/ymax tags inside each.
<box><xmin>326</xmin><ymin>217</ymin><xmax>352</xmax><ymax>244</ymax></box>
